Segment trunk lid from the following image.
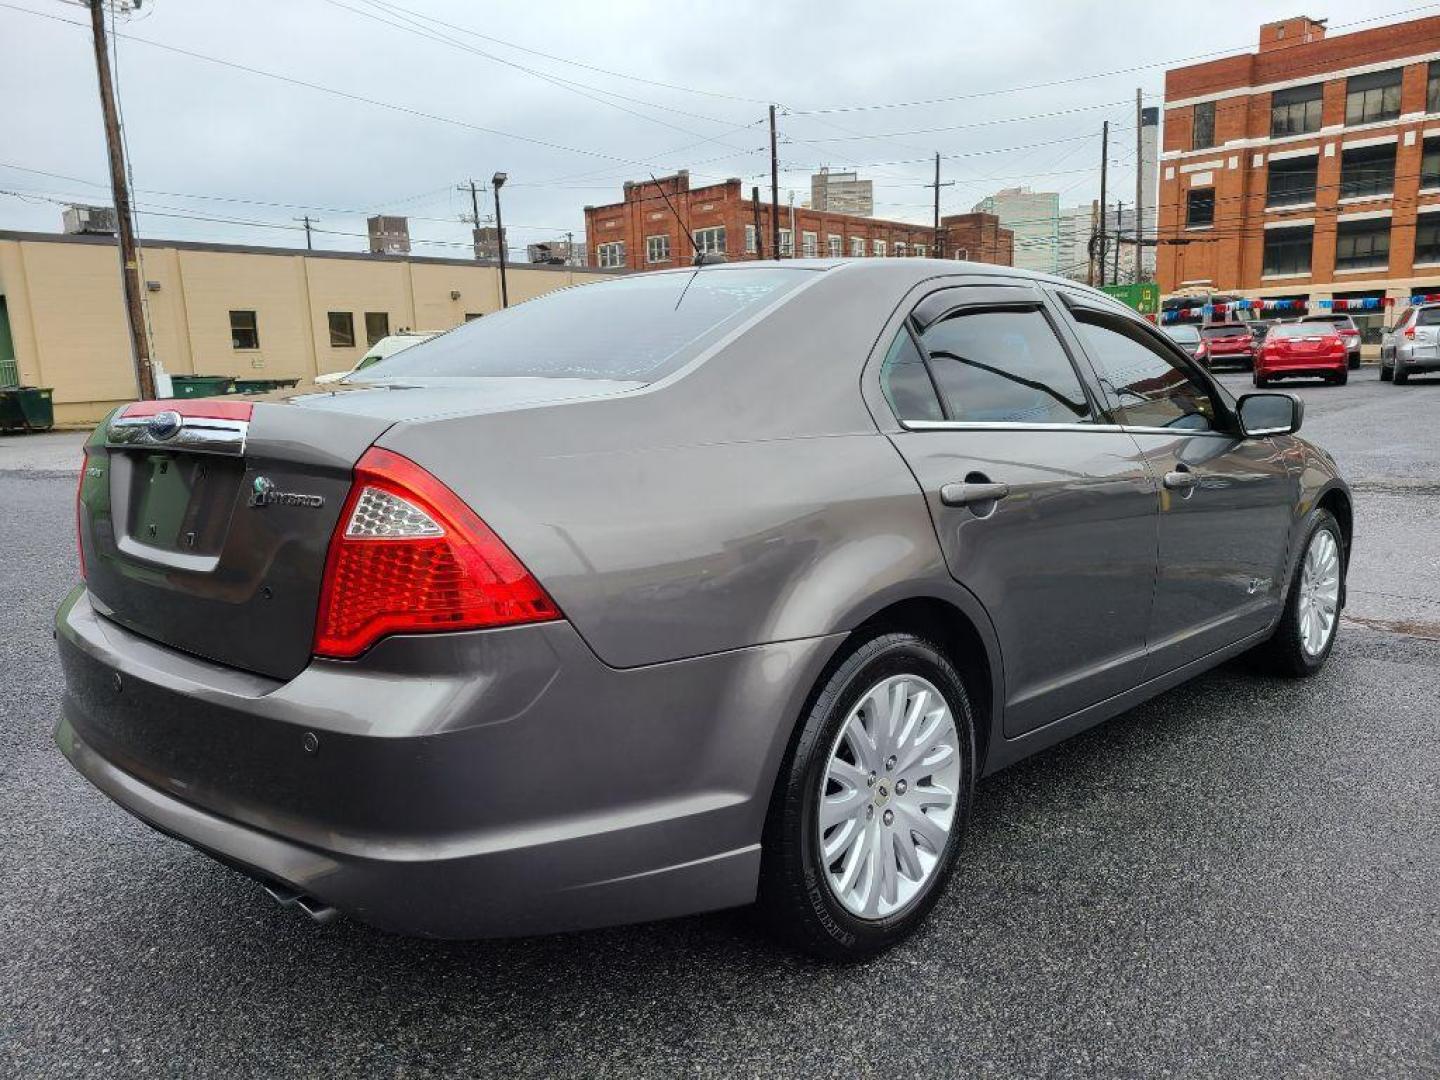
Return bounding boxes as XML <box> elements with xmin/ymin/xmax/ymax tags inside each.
<box><xmin>79</xmin><ymin>401</ymin><xmax>393</xmax><ymax>680</ymax></box>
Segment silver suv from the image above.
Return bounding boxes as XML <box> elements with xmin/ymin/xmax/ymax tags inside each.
<box><xmin>1381</xmin><ymin>303</ymin><xmax>1440</xmax><ymax>384</ymax></box>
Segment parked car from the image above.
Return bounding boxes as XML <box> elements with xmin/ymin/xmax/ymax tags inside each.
<box><xmin>59</xmin><ymin>261</ymin><xmax>1351</xmax><ymax>960</ymax></box>
<box><xmin>1380</xmin><ymin>303</ymin><xmax>1440</xmax><ymax>384</ymax></box>
<box><xmin>1161</xmin><ymin>323</ymin><xmax>1203</xmax><ymax>360</ymax></box>
<box><xmin>1298</xmin><ymin>314</ymin><xmax>1362</xmax><ymax>369</ymax></box>
<box><xmin>1199</xmin><ymin>324</ymin><xmax>1257</xmax><ymax>370</ymax></box>
<box><xmin>314</xmin><ymin>331</ymin><xmax>437</xmax><ymax>385</ymax></box>
<box><xmin>1256</xmin><ymin>322</ymin><xmax>1349</xmax><ymax>386</ymax></box>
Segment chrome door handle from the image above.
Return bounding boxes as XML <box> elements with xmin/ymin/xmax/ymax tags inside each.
<box><xmin>1162</xmin><ymin>469</ymin><xmax>1199</xmax><ymax>490</ymax></box>
<box><xmin>939</xmin><ymin>481</ymin><xmax>1010</xmax><ymax>507</ymax></box>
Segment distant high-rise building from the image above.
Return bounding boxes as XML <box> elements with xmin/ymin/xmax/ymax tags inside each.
<box><xmin>811</xmin><ymin>168</ymin><xmax>874</xmax><ymax>216</ymax></box>
<box><xmin>366</xmin><ymin>215</ymin><xmax>410</xmax><ymax>255</ymax></box>
<box><xmin>973</xmin><ymin>188</ymin><xmax>1060</xmax><ymax>274</ymax></box>
<box><xmin>1056</xmin><ymin>203</ymin><xmax>1096</xmax><ymax>282</ymax></box>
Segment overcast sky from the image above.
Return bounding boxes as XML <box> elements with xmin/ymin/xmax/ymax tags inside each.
<box><xmin>0</xmin><ymin>0</ymin><xmax>1428</xmax><ymax>258</ymax></box>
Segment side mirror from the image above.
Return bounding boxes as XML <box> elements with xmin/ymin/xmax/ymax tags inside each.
<box><xmin>1237</xmin><ymin>392</ymin><xmax>1303</xmax><ymax>436</ymax></box>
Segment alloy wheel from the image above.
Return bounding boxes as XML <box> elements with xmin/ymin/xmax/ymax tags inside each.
<box><xmin>817</xmin><ymin>674</ymin><xmax>962</xmax><ymax>920</ymax></box>
<box><xmin>1298</xmin><ymin>529</ymin><xmax>1341</xmax><ymax>657</ymax></box>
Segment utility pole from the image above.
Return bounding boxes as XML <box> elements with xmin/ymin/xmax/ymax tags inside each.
<box><xmin>458</xmin><ymin>178</ymin><xmax>484</xmax><ymax>259</ymax></box>
<box><xmin>565</xmin><ymin>230</ymin><xmax>573</xmax><ymax>266</ymax></box>
<box><xmin>491</xmin><ymin>172</ymin><xmax>509</xmax><ymax>308</ymax></box>
<box><xmin>928</xmin><ymin>152</ymin><xmax>955</xmax><ymax>258</ymax></box>
<box><xmin>751</xmin><ymin>185</ymin><xmax>765</xmax><ymax>259</ymax></box>
<box><xmin>87</xmin><ymin>0</ymin><xmax>154</xmax><ymax>401</ymax></box>
<box><xmin>1097</xmin><ymin>120</ymin><xmax>1109</xmax><ymax>287</ymax></box>
<box><xmin>1134</xmin><ymin>87</ymin><xmax>1145</xmax><ymax>283</ymax></box>
<box><xmin>294</xmin><ymin>215</ymin><xmax>317</xmax><ymax>250</ymax></box>
<box><xmin>1113</xmin><ymin>201</ymin><xmax>1123</xmax><ymax>285</ymax></box>
<box><xmin>769</xmin><ymin>105</ymin><xmax>781</xmax><ymax>258</ymax></box>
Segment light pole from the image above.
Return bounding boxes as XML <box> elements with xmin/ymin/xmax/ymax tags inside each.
<box><xmin>492</xmin><ymin>172</ymin><xmax>509</xmax><ymax>309</ymax></box>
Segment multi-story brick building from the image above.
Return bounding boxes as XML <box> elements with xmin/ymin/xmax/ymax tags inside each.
<box><xmin>1157</xmin><ymin>13</ymin><xmax>1440</xmax><ymax>337</ymax></box>
<box><xmin>583</xmin><ymin>171</ymin><xmax>1012</xmax><ymax>271</ymax></box>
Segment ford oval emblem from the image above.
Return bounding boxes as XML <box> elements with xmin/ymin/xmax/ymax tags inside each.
<box><xmin>146</xmin><ymin>410</ymin><xmax>183</xmax><ymax>441</ymax></box>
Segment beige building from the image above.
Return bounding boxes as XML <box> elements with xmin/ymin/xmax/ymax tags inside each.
<box><xmin>0</xmin><ymin>230</ymin><xmax>619</xmax><ymax>426</ymax></box>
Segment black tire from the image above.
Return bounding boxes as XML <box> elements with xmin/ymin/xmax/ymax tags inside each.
<box><xmin>1348</xmin><ymin>354</ymin><xmax>1360</xmax><ymax>370</ymax></box>
<box><xmin>1247</xmin><ymin>510</ymin><xmax>1343</xmax><ymax>678</ymax></box>
<box><xmin>758</xmin><ymin>631</ymin><xmax>975</xmax><ymax>961</ymax></box>
<box><xmin>1394</xmin><ymin>363</ymin><xmax>1411</xmax><ymax>385</ymax></box>
<box><xmin>1380</xmin><ymin>363</ymin><xmax>1393</xmax><ymax>382</ymax></box>
<box><xmin>1254</xmin><ymin>373</ymin><xmax>1269</xmax><ymax>388</ymax></box>
<box><xmin>1334</xmin><ymin>369</ymin><xmax>1348</xmax><ymax>386</ymax></box>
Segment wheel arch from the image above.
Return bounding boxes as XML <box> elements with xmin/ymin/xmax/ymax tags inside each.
<box><xmin>1315</xmin><ymin>484</ymin><xmax>1353</xmax><ymax>605</ymax></box>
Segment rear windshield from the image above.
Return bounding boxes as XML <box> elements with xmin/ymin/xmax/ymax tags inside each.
<box><xmin>1302</xmin><ymin>315</ymin><xmax>1350</xmax><ymax>325</ymax></box>
<box><xmin>1202</xmin><ymin>326</ymin><xmax>1249</xmax><ymax>337</ymax></box>
<box><xmin>357</xmin><ymin>268</ymin><xmax>812</xmax><ymax>383</ymax></box>
<box><xmin>1270</xmin><ymin>322</ymin><xmax>1336</xmax><ymax>338</ymax></box>
<box><xmin>1163</xmin><ymin>325</ymin><xmax>1200</xmax><ymax>342</ymax></box>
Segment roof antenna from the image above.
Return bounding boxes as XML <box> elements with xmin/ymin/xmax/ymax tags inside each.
<box><xmin>649</xmin><ymin>173</ymin><xmax>722</xmax><ymax>266</ymax></box>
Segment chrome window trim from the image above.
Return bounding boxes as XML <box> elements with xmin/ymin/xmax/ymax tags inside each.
<box><xmin>106</xmin><ymin>415</ymin><xmax>248</xmax><ymax>457</ymax></box>
<box><xmin>900</xmin><ymin>419</ymin><xmax>1237</xmax><ymax>438</ymax></box>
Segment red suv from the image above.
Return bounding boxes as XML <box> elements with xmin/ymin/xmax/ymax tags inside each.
<box><xmin>1255</xmin><ymin>322</ymin><xmax>1349</xmax><ymax>386</ymax></box>
<box><xmin>1198</xmin><ymin>325</ymin><xmax>1257</xmax><ymax>370</ymax></box>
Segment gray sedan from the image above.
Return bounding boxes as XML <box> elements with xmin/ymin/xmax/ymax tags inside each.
<box><xmin>57</xmin><ymin>260</ymin><xmax>1351</xmax><ymax>960</ymax></box>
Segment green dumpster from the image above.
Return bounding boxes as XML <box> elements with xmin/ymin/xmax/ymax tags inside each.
<box><xmin>231</xmin><ymin>377</ymin><xmax>301</xmax><ymax>394</ymax></box>
<box><xmin>0</xmin><ymin>386</ymin><xmax>55</xmax><ymax>433</ymax></box>
<box><xmin>169</xmin><ymin>375</ymin><xmax>236</xmax><ymax>398</ymax></box>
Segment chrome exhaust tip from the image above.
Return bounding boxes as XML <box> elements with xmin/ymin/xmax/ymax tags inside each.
<box><xmin>261</xmin><ymin>881</ymin><xmax>339</xmax><ymax>924</ymax></box>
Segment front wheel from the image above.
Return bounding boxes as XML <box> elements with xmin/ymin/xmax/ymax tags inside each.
<box><xmin>1248</xmin><ymin>510</ymin><xmax>1343</xmax><ymax>677</ymax></box>
<box><xmin>1254</xmin><ymin>372</ymin><xmax>1270</xmax><ymax>388</ymax></box>
<box><xmin>759</xmin><ymin>632</ymin><xmax>975</xmax><ymax>961</ymax></box>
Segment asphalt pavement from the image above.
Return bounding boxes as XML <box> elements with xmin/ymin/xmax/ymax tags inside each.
<box><xmin>2</xmin><ymin>368</ymin><xmax>1437</xmax><ymax>1078</ymax></box>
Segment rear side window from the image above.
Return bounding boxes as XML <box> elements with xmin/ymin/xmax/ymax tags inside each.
<box><xmin>363</xmin><ymin>268</ymin><xmax>811</xmax><ymax>383</ymax></box>
<box><xmin>1417</xmin><ymin>308</ymin><xmax>1440</xmax><ymax>326</ymax></box>
<box><xmin>879</xmin><ymin>331</ymin><xmax>943</xmax><ymax>422</ymax></box>
<box><xmin>1073</xmin><ymin>313</ymin><xmax>1217</xmax><ymax>431</ymax></box>
<box><xmin>918</xmin><ymin>308</ymin><xmax>1093</xmax><ymax>424</ymax></box>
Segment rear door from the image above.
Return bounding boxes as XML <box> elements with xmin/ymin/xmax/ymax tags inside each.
<box><xmin>879</xmin><ymin>282</ymin><xmax>1158</xmax><ymax>737</ymax></box>
<box><xmin>1057</xmin><ymin>294</ymin><xmax>1295</xmax><ymax>672</ymax></box>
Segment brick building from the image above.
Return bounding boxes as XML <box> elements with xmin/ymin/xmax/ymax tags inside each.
<box><xmin>583</xmin><ymin>171</ymin><xmax>1012</xmax><ymax>270</ymax></box>
<box><xmin>1157</xmin><ymin>13</ymin><xmax>1440</xmax><ymax>337</ymax></box>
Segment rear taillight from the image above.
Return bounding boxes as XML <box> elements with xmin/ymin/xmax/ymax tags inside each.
<box><xmin>313</xmin><ymin>447</ymin><xmax>560</xmax><ymax>659</ymax></box>
<box><xmin>1196</xmin><ymin>342</ymin><xmax>1207</xmax><ymax>358</ymax></box>
<box><xmin>76</xmin><ymin>453</ymin><xmax>87</xmax><ymax>580</ymax></box>
<box><xmin>1404</xmin><ymin>326</ymin><xmax>1416</xmax><ymax>339</ymax></box>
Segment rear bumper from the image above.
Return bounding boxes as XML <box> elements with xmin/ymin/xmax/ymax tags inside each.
<box><xmin>1396</xmin><ymin>344</ymin><xmax>1440</xmax><ymax>371</ymax></box>
<box><xmin>55</xmin><ymin>587</ymin><xmax>842</xmax><ymax>938</ymax></box>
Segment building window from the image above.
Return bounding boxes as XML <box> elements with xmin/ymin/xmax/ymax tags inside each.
<box><xmin>894</xmin><ymin>241</ymin><xmax>907</xmax><ymax>257</ymax></box>
<box><xmin>1430</xmin><ymin>61</ymin><xmax>1440</xmax><ymax>114</ymax></box>
<box><xmin>1334</xmin><ymin>218</ymin><xmax>1390</xmax><ymax>271</ymax></box>
<box><xmin>1345</xmin><ymin>69</ymin><xmax>1402</xmax><ymax>126</ymax></box>
<box><xmin>849</xmin><ymin>237</ymin><xmax>864</xmax><ymax>257</ymax></box>
<box><xmin>827</xmin><ymin>234</ymin><xmax>842</xmax><ymax>257</ymax></box>
<box><xmin>1192</xmin><ymin>101</ymin><xmax>1215</xmax><ymax>149</ymax></box>
<box><xmin>229</xmin><ymin>310</ymin><xmax>258</xmax><ymax>350</ymax></box>
<box><xmin>873</xmin><ymin>239</ymin><xmax>886</xmax><ymax>257</ymax></box>
<box><xmin>364</xmin><ymin>311</ymin><xmax>390</xmax><ymax>347</ymax></box>
<box><xmin>745</xmin><ymin>223</ymin><xmax>758</xmax><ymax>254</ymax></box>
<box><xmin>1339</xmin><ymin>143</ymin><xmax>1396</xmax><ymax>199</ymax></box>
<box><xmin>1422</xmin><ymin>137</ymin><xmax>1440</xmax><ymax>189</ymax></box>
<box><xmin>913</xmin><ymin>244</ymin><xmax>927</xmax><ymax>257</ymax></box>
<box><xmin>1267</xmin><ymin>155</ymin><xmax>1317</xmax><ymax>207</ymax></box>
<box><xmin>464</xmin><ymin>313</ymin><xmax>483</xmax><ymax>321</ymax></box>
<box><xmin>1262</xmin><ymin>225</ymin><xmax>1313</xmax><ymax>277</ymax></box>
<box><xmin>802</xmin><ymin>231</ymin><xmax>818</xmax><ymax>257</ymax></box>
<box><xmin>1186</xmin><ymin>188</ymin><xmax>1215</xmax><ymax>228</ymax></box>
<box><xmin>694</xmin><ymin>226</ymin><xmax>726</xmax><ymax>255</ymax></box>
<box><xmin>596</xmin><ymin>241</ymin><xmax>625</xmax><ymax>268</ymax></box>
<box><xmin>327</xmin><ymin>311</ymin><xmax>355</xmax><ymax>348</ymax></box>
<box><xmin>1416</xmin><ymin>216</ymin><xmax>1440</xmax><ymax>264</ymax></box>
<box><xmin>646</xmin><ymin>234</ymin><xmax>671</xmax><ymax>264</ymax></box>
<box><xmin>1270</xmin><ymin>83</ymin><xmax>1323</xmax><ymax>137</ymax></box>
<box><xmin>779</xmin><ymin>228</ymin><xmax>793</xmax><ymax>256</ymax></box>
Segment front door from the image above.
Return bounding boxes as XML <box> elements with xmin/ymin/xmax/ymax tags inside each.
<box><xmin>1060</xmin><ymin>297</ymin><xmax>1296</xmax><ymax>671</ymax></box>
<box><xmin>879</xmin><ymin>283</ymin><xmax>1159</xmax><ymax>738</ymax></box>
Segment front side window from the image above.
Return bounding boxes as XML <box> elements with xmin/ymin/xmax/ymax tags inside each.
<box><xmin>849</xmin><ymin>237</ymin><xmax>864</xmax><ymax>257</ymax></box>
<box><xmin>694</xmin><ymin>226</ymin><xmax>726</xmax><ymax>255</ymax></box>
<box><xmin>646</xmin><ymin>234</ymin><xmax>671</xmax><ymax>264</ymax></box>
<box><xmin>1263</xmin><ymin>226</ymin><xmax>1313</xmax><ymax>277</ymax></box>
<box><xmin>918</xmin><ymin>307</ymin><xmax>1093</xmax><ymax>425</ymax></box>
<box><xmin>360</xmin><ymin>267</ymin><xmax>811</xmax><ymax>384</ymax></box>
<box><xmin>878</xmin><ymin>329</ymin><xmax>943</xmax><ymax>422</ymax></box>
<box><xmin>1073</xmin><ymin>312</ymin><xmax>1216</xmax><ymax>431</ymax></box>
<box><xmin>229</xmin><ymin>310</ymin><xmax>258</xmax><ymax>350</ymax></box>
<box><xmin>1340</xmin><ymin>143</ymin><xmax>1396</xmax><ymax>199</ymax></box>
<box><xmin>1186</xmin><ymin>188</ymin><xmax>1215</xmax><ymax>227</ymax></box>
<box><xmin>802</xmin><ymin>231</ymin><xmax>818</xmax><ymax>258</ymax></box>
<box><xmin>1346</xmin><ymin>69</ymin><xmax>1402</xmax><ymax>125</ymax></box>
<box><xmin>596</xmin><ymin>241</ymin><xmax>625</xmax><ymax>269</ymax></box>
<box><xmin>364</xmin><ymin>311</ymin><xmax>390</xmax><ymax>347</ymax></box>
<box><xmin>1416</xmin><ymin>216</ymin><xmax>1440</xmax><ymax>264</ymax></box>
<box><xmin>327</xmin><ymin>311</ymin><xmax>355</xmax><ymax>348</ymax></box>
<box><xmin>1192</xmin><ymin>101</ymin><xmax>1216</xmax><ymax>149</ymax></box>
<box><xmin>1335</xmin><ymin>218</ymin><xmax>1390</xmax><ymax>271</ymax></box>
<box><xmin>1267</xmin><ymin>155</ymin><xmax>1318</xmax><ymax>206</ymax></box>
<box><xmin>1271</xmin><ymin>83</ymin><xmax>1323</xmax><ymax>137</ymax></box>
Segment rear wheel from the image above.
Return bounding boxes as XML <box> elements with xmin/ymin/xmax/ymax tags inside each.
<box><xmin>1333</xmin><ymin>368</ymin><xmax>1349</xmax><ymax>386</ymax></box>
<box><xmin>759</xmin><ymin>632</ymin><xmax>974</xmax><ymax>961</ymax></box>
<box><xmin>1248</xmin><ymin>510</ymin><xmax>1343</xmax><ymax>677</ymax></box>
<box><xmin>1395</xmin><ymin>362</ymin><xmax>1411</xmax><ymax>385</ymax></box>
<box><xmin>1253</xmin><ymin>372</ymin><xmax>1269</xmax><ymax>388</ymax></box>
<box><xmin>1348</xmin><ymin>353</ymin><xmax>1360</xmax><ymax>371</ymax></box>
<box><xmin>1380</xmin><ymin>362</ymin><xmax>1393</xmax><ymax>382</ymax></box>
